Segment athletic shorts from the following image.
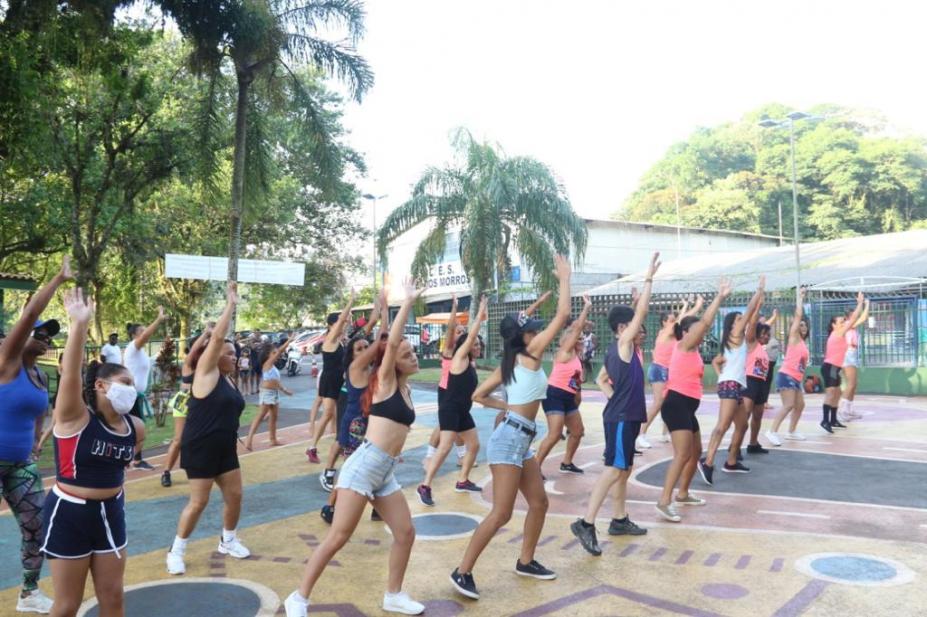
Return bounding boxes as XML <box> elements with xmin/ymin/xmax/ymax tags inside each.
<box><xmin>42</xmin><ymin>485</ymin><xmax>126</xmax><ymax>559</ymax></box>
<box><xmin>776</xmin><ymin>372</ymin><xmax>803</xmax><ymax>391</ymax></box>
<box><xmin>541</xmin><ymin>385</ymin><xmax>579</xmax><ymax>415</ymax></box>
<box><xmin>318</xmin><ymin>371</ymin><xmax>344</xmax><ymax>399</ymax></box>
<box><xmin>603</xmin><ymin>420</ymin><xmax>641</xmax><ymax>470</ymax></box>
<box><xmin>717</xmin><ymin>380</ymin><xmax>744</xmax><ymax>403</ymax></box>
<box><xmin>335</xmin><ymin>390</ymin><xmax>348</xmax><ymax>440</ymax></box>
<box><xmin>647</xmin><ymin>363</ymin><xmax>669</xmax><ymax>384</ymax></box>
<box><xmin>821</xmin><ymin>363</ymin><xmax>842</xmax><ymax>388</ymax></box>
<box><xmin>438</xmin><ymin>402</ymin><xmax>477</xmax><ymax>433</ymax></box>
<box><xmin>743</xmin><ymin>377</ymin><xmax>769</xmax><ymax>405</ymax></box>
<box><xmin>181</xmin><ymin>431</ymin><xmax>240</xmax><ymax>479</ymax></box>
<box><xmin>660</xmin><ymin>390</ymin><xmax>701</xmax><ymax>433</ymax></box>
<box><xmin>844</xmin><ymin>348</ymin><xmax>860</xmax><ymax>368</ymax></box>
<box><xmin>335</xmin><ymin>440</ymin><xmax>401</xmax><ymax>499</ymax></box>
<box><xmin>486</xmin><ymin>411</ymin><xmax>536</xmax><ymax>467</ymax></box>
<box><xmin>258</xmin><ymin>388</ymin><xmax>279</xmax><ymax>405</ymax></box>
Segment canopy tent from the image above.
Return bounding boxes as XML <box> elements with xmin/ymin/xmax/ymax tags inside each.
<box><xmin>0</xmin><ymin>273</ymin><xmax>37</xmax><ymax>334</ymax></box>
<box><xmin>416</xmin><ymin>311</ymin><xmax>469</xmax><ymax>325</ymax></box>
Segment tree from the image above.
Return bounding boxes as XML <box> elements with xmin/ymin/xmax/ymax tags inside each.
<box><xmin>376</xmin><ymin>128</ymin><xmax>588</xmax><ymax>305</ymax></box>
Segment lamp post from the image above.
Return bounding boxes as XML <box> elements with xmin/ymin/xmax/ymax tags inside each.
<box><xmin>362</xmin><ymin>193</ymin><xmax>388</xmax><ymax>292</ymax></box>
<box><xmin>759</xmin><ymin>111</ymin><xmax>815</xmax><ymax>288</ymax></box>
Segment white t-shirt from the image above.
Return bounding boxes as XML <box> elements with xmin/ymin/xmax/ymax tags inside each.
<box><xmin>123</xmin><ymin>341</ymin><xmax>151</xmax><ymax>393</ymax></box>
<box><xmin>101</xmin><ymin>343</ymin><xmax>122</xmax><ymax>365</ymax></box>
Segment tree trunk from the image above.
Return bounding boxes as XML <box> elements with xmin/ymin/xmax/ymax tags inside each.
<box><xmin>227</xmin><ymin>68</ymin><xmax>252</xmax><ymax>336</ymax></box>
<box><xmin>179</xmin><ymin>312</ymin><xmax>191</xmax><ymax>360</ymax></box>
<box><xmin>91</xmin><ymin>278</ymin><xmax>104</xmax><ymax>344</ymax></box>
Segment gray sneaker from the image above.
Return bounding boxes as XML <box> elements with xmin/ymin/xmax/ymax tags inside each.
<box><xmin>607</xmin><ymin>516</ymin><xmax>647</xmax><ymax>536</ymax></box>
<box><xmin>570</xmin><ymin>518</ymin><xmax>602</xmax><ymax>556</ymax></box>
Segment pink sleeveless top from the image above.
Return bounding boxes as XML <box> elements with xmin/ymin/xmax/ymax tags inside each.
<box><xmin>780</xmin><ymin>339</ymin><xmax>808</xmax><ymax>381</ymax></box>
<box><xmin>667</xmin><ymin>343</ymin><xmax>704</xmax><ymax>400</ymax></box>
<box><xmin>746</xmin><ymin>343</ymin><xmax>770</xmax><ymax>380</ymax></box>
<box><xmin>439</xmin><ymin>357</ymin><xmax>452</xmax><ymax>390</ymax></box>
<box><xmin>548</xmin><ymin>355</ymin><xmax>583</xmax><ymax>393</ymax></box>
<box><xmin>652</xmin><ymin>339</ymin><xmax>675</xmax><ymax>367</ymax></box>
<box><xmin>824</xmin><ymin>331</ymin><xmax>848</xmax><ymax>367</ymax></box>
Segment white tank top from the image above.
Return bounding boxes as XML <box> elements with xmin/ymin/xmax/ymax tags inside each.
<box><xmin>718</xmin><ymin>342</ymin><xmax>747</xmax><ymax>387</ymax></box>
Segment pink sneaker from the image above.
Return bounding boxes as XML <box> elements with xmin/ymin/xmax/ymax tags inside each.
<box><xmin>306</xmin><ymin>448</ymin><xmax>320</xmax><ymax>464</ymax></box>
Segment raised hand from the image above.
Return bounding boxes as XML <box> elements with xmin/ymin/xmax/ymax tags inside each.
<box><xmin>631</xmin><ymin>286</ymin><xmax>640</xmax><ymax>306</ymax></box>
<box><xmin>758</xmin><ymin>274</ymin><xmax>766</xmax><ymax>290</ymax></box>
<box><xmin>59</xmin><ymin>255</ymin><xmax>75</xmax><ymax>281</ymax></box>
<box><xmin>718</xmin><ymin>278</ymin><xmax>733</xmax><ymax>298</ymax></box>
<box><xmin>227</xmin><ymin>281</ymin><xmax>239</xmax><ymax>305</ymax></box>
<box><xmin>582</xmin><ymin>293</ymin><xmax>592</xmax><ymax>309</ymax></box>
<box><xmin>553</xmin><ymin>254</ymin><xmax>571</xmax><ymax>280</ymax></box>
<box><xmin>647</xmin><ymin>252</ymin><xmax>661</xmax><ymax>278</ymax></box>
<box><xmin>537</xmin><ymin>291</ymin><xmax>552</xmax><ymax>304</ymax></box>
<box><xmin>63</xmin><ymin>288</ymin><xmax>94</xmax><ymax>324</ymax></box>
<box><xmin>478</xmin><ymin>295</ymin><xmax>489</xmax><ymax>321</ymax></box>
<box><xmin>402</xmin><ymin>277</ymin><xmax>425</xmax><ymax>301</ymax></box>
<box><xmin>857</xmin><ymin>291</ymin><xmax>864</xmax><ymax>304</ymax></box>
<box><xmin>157</xmin><ymin>305</ymin><xmax>166</xmax><ymax>321</ymax></box>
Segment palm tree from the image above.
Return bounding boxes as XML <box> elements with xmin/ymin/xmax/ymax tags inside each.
<box><xmin>377</xmin><ymin>128</ymin><xmax>587</xmax><ymax>304</ymax></box>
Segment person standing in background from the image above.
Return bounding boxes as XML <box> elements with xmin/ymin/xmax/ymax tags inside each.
<box><xmin>124</xmin><ymin>307</ymin><xmax>166</xmax><ymax>471</ymax></box>
<box><xmin>100</xmin><ymin>332</ymin><xmax>121</xmax><ymax>365</ymax></box>
<box><xmin>581</xmin><ymin>323</ymin><xmax>598</xmax><ymax>382</ymax></box>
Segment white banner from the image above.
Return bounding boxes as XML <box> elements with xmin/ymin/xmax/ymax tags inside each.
<box><xmin>165</xmin><ymin>254</ymin><xmax>304</xmax><ymax>286</ymax></box>
<box><xmin>426</xmin><ymin>260</ymin><xmax>470</xmax><ymax>295</ymax></box>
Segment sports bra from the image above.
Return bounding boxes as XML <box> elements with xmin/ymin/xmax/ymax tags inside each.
<box><xmin>718</xmin><ymin>342</ymin><xmax>747</xmax><ymax>386</ymax></box>
<box><xmin>370</xmin><ymin>388</ymin><xmax>415</xmax><ymax>427</ymax></box>
<box><xmin>55</xmin><ymin>411</ymin><xmax>136</xmax><ymax>489</ymax></box>
<box><xmin>505</xmin><ymin>361</ymin><xmax>548</xmax><ymax>405</ymax></box>
<box><xmin>262</xmin><ymin>365</ymin><xmax>281</xmax><ymax>381</ymax></box>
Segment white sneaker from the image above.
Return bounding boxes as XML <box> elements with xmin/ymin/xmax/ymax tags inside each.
<box><xmin>636</xmin><ymin>435</ymin><xmax>652</xmax><ymax>449</ymax></box>
<box><xmin>284</xmin><ymin>591</ymin><xmax>309</xmax><ymax>617</ymax></box>
<box><xmin>166</xmin><ymin>550</ymin><xmax>186</xmax><ymax>575</ymax></box>
<box><xmin>764</xmin><ymin>430</ymin><xmax>782</xmax><ymax>447</ymax></box>
<box><xmin>659</xmin><ymin>433</ymin><xmax>670</xmax><ymax>443</ymax></box>
<box><xmin>218</xmin><ymin>537</ymin><xmax>251</xmax><ymax>559</ymax></box>
<box><xmin>16</xmin><ymin>589</ymin><xmax>53</xmax><ymax>614</ymax></box>
<box><xmin>785</xmin><ymin>432</ymin><xmax>806</xmax><ymax>441</ymax></box>
<box><xmin>382</xmin><ymin>591</ymin><xmax>425</xmax><ymax>615</ymax></box>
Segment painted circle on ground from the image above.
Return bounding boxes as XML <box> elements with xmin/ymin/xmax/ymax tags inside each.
<box><xmin>77</xmin><ymin>578</ymin><xmax>279</xmax><ymax>617</ymax></box>
<box><xmin>795</xmin><ymin>553</ymin><xmax>916</xmax><ymax>587</ymax></box>
<box><xmin>700</xmin><ymin>583</ymin><xmax>749</xmax><ymax>600</ymax></box>
<box><xmin>409</xmin><ymin>512</ymin><xmax>483</xmax><ymax>540</ymax></box>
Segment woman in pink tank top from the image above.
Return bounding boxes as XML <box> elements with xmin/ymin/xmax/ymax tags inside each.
<box><xmin>769</xmin><ymin>289</ymin><xmax>810</xmax><ymax>442</ymax></box>
<box><xmin>656</xmin><ymin>279</ymin><xmax>731</xmax><ymax>523</ymax></box>
<box><xmin>839</xmin><ymin>299</ymin><xmax>870</xmax><ymax>422</ymax></box>
<box><xmin>819</xmin><ymin>292</ymin><xmax>865</xmax><ymax>433</ymax></box>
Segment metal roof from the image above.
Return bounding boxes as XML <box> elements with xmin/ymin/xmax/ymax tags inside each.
<box><xmin>586</xmin><ymin>230</ymin><xmax>927</xmax><ymax>295</ymax></box>
<box><xmin>0</xmin><ymin>272</ymin><xmax>37</xmax><ymax>291</ymax></box>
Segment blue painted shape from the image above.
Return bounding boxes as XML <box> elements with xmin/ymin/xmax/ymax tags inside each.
<box><xmin>412</xmin><ymin>513</ymin><xmax>479</xmax><ymax>537</ymax></box>
<box><xmin>810</xmin><ymin>556</ymin><xmax>897</xmax><ymax>582</ymax></box>
<box><xmin>84</xmin><ymin>582</ymin><xmax>260</xmax><ymax>617</ymax></box>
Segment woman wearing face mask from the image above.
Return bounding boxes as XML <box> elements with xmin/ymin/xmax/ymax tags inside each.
<box><xmin>0</xmin><ymin>257</ymin><xmax>72</xmax><ymax>614</ymax></box>
<box><xmin>167</xmin><ymin>283</ymin><xmax>250</xmax><ymax>576</ymax></box>
<box><xmin>41</xmin><ymin>287</ymin><xmax>144</xmax><ymax>617</ymax></box>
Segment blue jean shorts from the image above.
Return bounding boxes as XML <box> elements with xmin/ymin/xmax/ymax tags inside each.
<box><xmin>486</xmin><ymin>412</ymin><xmax>537</xmax><ymax>467</ymax></box>
<box><xmin>647</xmin><ymin>363</ymin><xmax>669</xmax><ymax>384</ymax></box>
<box><xmin>844</xmin><ymin>348</ymin><xmax>860</xmax><ymax>368</ymax></box>
<box><xmin>335</xmin><ymin>440</ymin><xmax>401</xmax><ymax>499</ymax></box>
<box><xmin>258</xmin><ymin>388</ymin><xmax>279</xmax><ymax>405</ymax></box>
<box><xmin>776</xmin><ymin>372</ymin><xmax>802</xmax><ymax>391</ymax></box>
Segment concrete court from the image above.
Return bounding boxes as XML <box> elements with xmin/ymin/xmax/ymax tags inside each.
<box><xmin>0</xmin><ymin>371</ymin><xmax>925</xmax><ymax>616</ymax></box>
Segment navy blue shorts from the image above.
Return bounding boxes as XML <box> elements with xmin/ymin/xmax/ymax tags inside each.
<box><xmin>603</xmin><ymin>420</ymin><xmax>641</xmax><ymax>470</ymax></box>
<box><xmin>41</xmin><ymin>486</ymin><xmax>126</xmax><ymax>559</ymax></box>
<box><xmin>542</xmin><ymin>385</ymin><xmax>579</xmax><ymax>415</ymax></box>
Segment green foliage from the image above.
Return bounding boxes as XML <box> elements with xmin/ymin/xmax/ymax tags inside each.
<box><xmin>619</xmin><ymin>104</ymin><xmax>927</xmax><ymax>241</ymax></box>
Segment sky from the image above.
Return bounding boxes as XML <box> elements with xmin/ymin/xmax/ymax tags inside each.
<box><xmin>340</xmin><ymin>0</ymin><xmax>927</xmax><ymax>222</ymax></box>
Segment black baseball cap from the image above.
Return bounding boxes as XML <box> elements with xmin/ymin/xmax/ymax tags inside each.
<box><xmin>33</xmin><ymin>319</ymin><xmax>60</xmax><ymax>337</ymax></box>
<box><xmin>500</xmin><ymin>312</ymin><xmax>544</xmax><ymax>341</ymax></box>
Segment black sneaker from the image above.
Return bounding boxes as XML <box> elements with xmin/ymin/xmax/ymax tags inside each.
<box><xmin>370</xmin><ymin>508</ymin><xmax>382</xmax><ymax>522</ymax></box>
<box><xmin>569</xmin><ymin>518</ymin><xmax>601</xmax><ymax>556</ymax></box>
<box><xmin>735</xmin><ymin>450</ymin><xmax>744</xmax><ymax>462</ymax></box>
<box><xmin>607</xmin><ymin>516</ymin><xmax>647</xmax><ymax>536</ymax></box>
<box><xmin>320</xmin><ymin>505</ymin><xmax>334</xmax><ymax>525</ymax></box>
<box><xmin>722</xmin><ymin>461</ymin><xmax>750</xmax><ymax>473</ymax></box>
<box><xmin>634</xmin><ymin>449</ymin><xmax>643</xmax><ymax>455</ymax></box>
<box><xmin>820</xmin><ymin>420</ymin><xmax>833</xmax><ymax>434</ymax></box>
<box><xmin>559</xmin><ymin>462</ymin><xmax>584</xmax><ymax>475</ymax></box>
<box><xmin>417</xmin><ymin>485</ymin><xmax>434</xmax><ymax>507</ymax></box>
<box><xmin>160</xmin><ymin>471</ymin><xmax>172</xmax><ymax>487</ymax></box>
<box><xmin>455</xmin><ymin>480</ymin><xmax>482</xmax><ymax>493</ymax></box>
<box><xmin>698</xmin><ymin>459</ymin><xmax>714</xmax><ymax>486</ymax></box>
<box><xmin>450</xmin><ymin>568</ymin><xmax>479</xmax><ymax>599</ymax></box>
<box><xmin>515</xmin><ymin>559</ymin><xmax>557</xmax><ymax>580</ymax></box>
<box><xmin>830</xmin><ymin>419</ymin><xmax>847</xmax><ymax>429</ymax></box>
<box><xmin>746</xmin><ymin>444</ymin><xmax>769</xmax><ymax>454</ymax></box>
<box><xmin>320</xmin><ymin>469</ymin><xmax>336</xmax><ymax>493</ymax></box>
<box><xmin>133</xmin><ymin>460</ymin><xmax>155</xmax><ymax>471</ymax></box>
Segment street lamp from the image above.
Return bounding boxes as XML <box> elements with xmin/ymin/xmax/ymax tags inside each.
<box><xmin>758</xmin><ymin>111</ymin><xmax>817</xmax><ymax>288</ymax></box>
<box><xmin>362</xmin><ymin>193</ymin><xmax>388</xmax><ymax>292</ymax></box>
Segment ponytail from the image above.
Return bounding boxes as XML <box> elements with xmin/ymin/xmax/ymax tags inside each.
<box><xmin>83</xmin><ymin>361</ymin><xmax>129</xmax><ymax>414</ymax></box>
<box><xmin>674</xmin><ymin>316</ymin><xmax>698</xmax><ymax>341</ymax></box>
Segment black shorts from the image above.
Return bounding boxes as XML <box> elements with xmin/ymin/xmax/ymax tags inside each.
<box><xmin>541</xmin><ymin>385</ymin><xmax>580</xmax><ymax>415</ymax></box>
<box><xmin>181</xmin><ymin>431</ymin><xmax>240</xmax><ymax>479</ymax></box>
<box><xmin>438</xmin><ymin>403</ymin><xmax>477</xmax><ymax>433</ymax></box>
<box><xmin>318</xmin><ymin>371</ymin><xmax>344</xmax><ymax>399</ymax></box>
<box><xmin>743</xmin><ymin>377</ymin><xmax>769</xmax><ymax>405</ymax></box>
<box><xmin>660</xmin><ymin>390</ymin><xmax>701</xmax><ymax>433</ymax></box>
<box><xmin>821</xmin><ymin>363</ymin><xmax>842</xmax><ymax>388</ymax></box>
<box><xmin>335</xmin><ymin>390</ymin><xmax>348</xmax><ymax>439</ymax></box>
<box><xmin>761</xmin><ymin>361</ymin><xmax>776</xmax><ymax>399</ymax></box>
<box><xmin>603</xmin><ymin>420</ymin><xmax>641</xmax><ymax>470</ymax></box>
<box><xmin>42</xmin><ymin>487</ymin><xmax>126</xmax><ymax>559</ymax></box>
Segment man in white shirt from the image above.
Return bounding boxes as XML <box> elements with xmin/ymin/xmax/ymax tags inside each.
<box><xmin>123</xmin><ymin>307</ymin><xmax>167</xmax><ymax>470</ymax></box>
<box><xmin>100</xmin><ymin>333</ymin><xmax>121</xmax><ymax>364</ymax></box>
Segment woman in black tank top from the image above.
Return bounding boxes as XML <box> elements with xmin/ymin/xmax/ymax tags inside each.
<box><xmin>418</xmin><ymin>297</ymin><xmax>489</xmax><ymax>505</ymax></box>
<box><xmin>286</xmin><ymin>280</ymin><xmax>427</xmax><ymax>616</ymax></box>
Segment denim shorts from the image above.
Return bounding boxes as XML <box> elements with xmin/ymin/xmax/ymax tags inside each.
<box><xmin>776</xmin><ymin>372</ymin><xmax>802</xmax><ymax>391</ymax></box>
<box><xmin>844</xmin><ymin>348</ymin><xmax>860</xmax><ymax>368</ymax></box>
<box><xmin>335</xmin><ymin>440</ymin><xmax>401</xmax><ymax>499</ymax></box>
<box><xmin>259</xmin><ymin>388</ymin><xmax>279</xmax><ymax>405</ymax></box>
<box><xmin>647</xmin><ymin>363</ymin><xmax>669</xmax><ymax>384</ymax></box>
<box><xmin>717</xmin><ymin>379</ymin><xmax>744</xmax><ymax>403</ymax></box>
<box><xmin>486</xmin><ymin>412</ymin><xmax>537</xmax><ymax>467</ymax></box>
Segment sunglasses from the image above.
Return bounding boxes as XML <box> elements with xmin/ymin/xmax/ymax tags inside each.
<box><xmin>33</xmin><ymin>331</ymin><xmax>53</xmax><ymax>345</ymax></box>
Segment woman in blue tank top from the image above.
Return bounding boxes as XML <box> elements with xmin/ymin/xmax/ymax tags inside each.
<box><xmin>42</xmin><ymin>286</ymin><xmax>145</xmax><ymax>616</ymax></box>
<box><xmin>0</xmin><ymin>256</ymin><xmax>71</xmax><ymax>614</ymax></box>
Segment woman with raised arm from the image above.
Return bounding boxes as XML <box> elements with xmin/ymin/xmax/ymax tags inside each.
<box><xmin>0</xmin><ymin>257</ymin><xmax>71</xmax><ymax>614</ymax></box>
<box><xmin>161</xmin><ymin>326</ymin><xmax>212</xmax><ymax>488</ymax></box>
<box><xmin>766</xmin><ymin>289</ymin><xmax>810</xmax><ymax>444</ymax></box>
<box><xmin>243</xmin><ymin>339</ymin><xmax>293</xmax><ymax>451</ymax></box>
<box><xmin>123</xmin><ymin>306</ymin><xmax>167</xmax><ymax>471</ymax></box>
<box><xmin>698</xmin><ymin>277</ymin><xmax>764</xmax><ymax>485</ymax></box>
<box><xmin>839</xmin><ymin>299</ymin><xmax>870</xmax><ymax>422</ymax></box>
<box><xmin>450</xmin><ymin>256</ymin><xmax>572</xmax><ymax>601</ymax></box>
<box><xmin>166</xmin><ymin>283</ymin><xmax>250</xmax><ymax>576</ymax></box>
<box><xmin>417</xmin><ymin>297</ymin><xmax>490</xmax><ymax>506</ymax></box>
<box><xmin>285</xmin><ymin>280</ymin><xmax>426</xmax><ymax>617</ymax></box>
<box><xmin>42</xmin><ymin>288</ymin><xmax>145</xmax><ymax>617</ymax></box>
<box><xmin>638</xmin><ymin>296</ymin><xmax>702</xmax><ymax>448</ymax></box>
<box><xmin>656</xmin><ymin>279</ymin><xmax>731</xmax><ymax>523</ymax></box>
<box><xmin>534</xmin><ymin>294</ymin><xmax>592</xmax><ymax>475</ymax></box>
<box><xmin>820</xmin><ymin>292</ymin><xmax>865</xmax><ymax>433</ymax></box>
<box><xmin>306</xmin><ymin>291</ymin><xmax>355</xmax><ymax>464</ymax></box>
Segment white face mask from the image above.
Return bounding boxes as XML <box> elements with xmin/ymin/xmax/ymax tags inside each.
<box><xmin>104</xmin><ymin>382</ymin><xmax>137</xmax><ymax>415</ymax></box>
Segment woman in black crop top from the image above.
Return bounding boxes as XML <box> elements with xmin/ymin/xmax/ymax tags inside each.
<box><xmin>167</xmin><ymin>283</ymin><xmax>250</xmax><ymax>577</ymax></box>
<box><xmin>285</xmin><ymin>280</ymin><xmax>426</xmax><ymax>617</ymax></box>
<box><xmin>418</xmin><ymin>297</ymin><xmax>489</xmax><ymax>506</ymax></box>
<box><xmin>43</xmin><ymin>287</ymin><xmax>145</xmax><ymax>617</ymax></box>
